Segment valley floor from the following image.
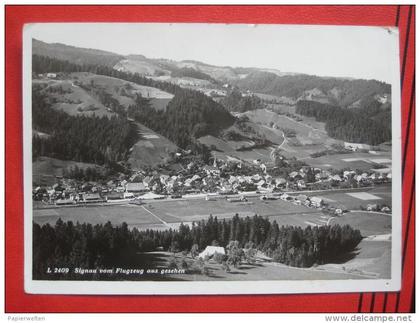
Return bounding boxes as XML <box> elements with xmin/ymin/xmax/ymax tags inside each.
<box><xmin>33</xmin><ymin>184</ymin><xmax>392</xmax><ymax>281</ymax></box>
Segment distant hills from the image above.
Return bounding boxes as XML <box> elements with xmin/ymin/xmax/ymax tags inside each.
<box><xmin>33</xmin><ymin>39</ymin><xmax>123</xmax><ymax>67</ymax></box>
<box><xmin>232</xmin><ymin>71</ymin><xmax>391</xmax><ymax>108</ymax></box>
<box><xmin>31</xmin><ymin>38</ymin><xmax>392</xmax><ymax>171</ymax></box>
<box><xmin>33</xmin><ymin>38</ymin><xmax>391</xmax><ymax>109</ymax></box>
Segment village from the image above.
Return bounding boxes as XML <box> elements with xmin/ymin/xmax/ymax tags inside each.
<box><xmin>33</xmin><ymin>153</ymin><xmax>393</xmax><ymax>217</ymax></box>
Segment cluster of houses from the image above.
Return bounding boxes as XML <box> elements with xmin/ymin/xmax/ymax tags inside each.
<box><xmin>288</xmin><ymin>167</ymin><xmax>391</xmax><ymax>189</ymax></box>
<box><xmin>261</xmin><ymin>192</ymin><xmax>325</xmax><ymax>209</ymax></box>
<box><xmin>365</xmin><ymin>204</ymin><xmax>392</xmax><ymax>213</ymax></box>
<box><xmin>284</xmin><ymin>193</ymin><xmax>349</xmax><ymax>215</ymax></box>
<box><xmin>33</xmin><ymin>156</ymin><xmax>392</xmax><ymax>207</ymax></box>
<box><xmin>36</xmin><ymin>72</ymin><xmax>58</xmax><ymax>79</ymax></box>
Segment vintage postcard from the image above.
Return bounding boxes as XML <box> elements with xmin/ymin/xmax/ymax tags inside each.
<box><xmin>23</xmin><ymin>23</ymin><xmax>401</xmax><ymax>294</ymax></box>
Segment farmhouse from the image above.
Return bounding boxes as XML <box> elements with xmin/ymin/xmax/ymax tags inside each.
<box><xmin>316</xmin><ymin>171</ymin><xmax>331</xmax><ymax>181</ymax></box>
<box><xmin>343</xmin><ymin>170</ymin><xmax>356</xmax><ymax>179</ymax></box>
<box><xmin>160</xmin><ymin>174</ymin><xmax>170</xmax><ymax>184</ymax></box>
<box><xmin>130</xmin><ymin>173</ymin><xmax>144</xmax><ymax>182</ymax></box>
<box><xmin>275</xmin><ymin>178</ymin><xmax>287</xmax><ymax>187</ymax></box>
<box><xmin>297</xmin><ymin>180</ymin><xmax>306</xmax><ymax>189</ymax></box>
<box><xmin>344</xmin><ymin>142</ymin><xmax>372</xmax><ymax>151</ymax></box>
<box><xmin>138</xmin><ymin>192</ymin><xmax>166</xmax><ymax>200</ymax></box>
<box><xmin>310</xmin><ymin>196</ymin><xmax>323</xmax><ymax>208</ymax></box>
<box><xmin>296</xmin><ymin>194</ymin><xmax>309</xmax><ymax>205</ymax></box>
<box><xmin>83</xmin><ymin>193</ymin><xmax>103</xmax><ymax>203</ymax></box>
<box><xmin>329</xmin><ymin>175</ymin><xmax>342</xmax><ymax>182</ymax></box>
<box><xmin>367</xmin><ymin>204</ymin><xmax>379</xmax><ymax>211</ymax></box>
<box><xmin>106</xmin><ymin>192</ymin><xmax>124</xmax><ymax>201</ymax></box>
<box><xmin>198</xmin><ymin>246</ymin><xmax>225</xmax><ymax>259</ymax></box>
<box><xmin>124</xmin><ymin>192</ymin><xmax>135</xmax><ymax>199</ymax></box>
<box><xmin>55</xmin><ymin>198</ymin><xmax>75</xmax><ymax>206</ymax></box>
<box><xmin>280</xmin><ymin>193</ymin><xmax>290</xmax><ymax>201</ymax></box>
<box><xmin>126</xmin><ymin>182</ymin><xmax>148</xmax><ymax>193</ymax></box>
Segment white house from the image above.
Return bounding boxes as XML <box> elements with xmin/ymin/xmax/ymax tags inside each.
<box><xmin>198</xmin><ymin>246</ymin><xmax>225</xmax><ymax>259</ymax></box>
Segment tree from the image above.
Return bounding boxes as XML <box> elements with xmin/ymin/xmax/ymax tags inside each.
<box><xmin>226</xmin><ymin>240</ymin><xmax>244</xmax><ymax>268</ymax></box>
<box><xmin>245</xmin><ymin>247</ymin><xmax>258</xmax><ymax>265</ymax></box>
<box><xmin>213</xmin><ymin>252</ymin><xmax>227</xmax><ymax>264</ymax></box>
<box><xmin>190</xmin><ymin>244</ymin><xmax>199</xmax><ymax>259</ymax></box>
<box><xmin>168</xmin><ymin>257</ymin><xmax>178</xmax><ymax>269</ymax></box>
<box><xmin>32</xmin><ymin>215</ymin><xmax>363</xmax><ymax>280</ymax></box>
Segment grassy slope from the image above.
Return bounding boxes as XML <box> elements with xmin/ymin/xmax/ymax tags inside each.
<box><xmin>34</xmin><ymin>72</ymin><xmax>174</xmax><ymax>116</ymax></box>
<box><xmin>34</xmin><ymin>72</ymin><xmax>179</xmax><ymax>168</ymax></box>
<box><xmin>33</xmin><ymin>156</ymin><xmax>104</xmax><ymax>186</ymax></box>
<box><xmin>198</xmin><ymin>116</ymin><xmax>285</xmax><ymax>164</ymax></box>
<box><xmin>128</xmin><ymin>122</ymin><xmax>179</xmax><ymax>169</ymax></box>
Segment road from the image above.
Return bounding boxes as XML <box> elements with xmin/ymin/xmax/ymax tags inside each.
<box><xmin>140</xmin><ymin>205</ymin><xmax>169</xmax><ymax>227</ymax></box>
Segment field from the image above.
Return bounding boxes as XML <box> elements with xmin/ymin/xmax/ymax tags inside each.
<box><xmin>34</xmin><ymin>204</ymin><xmax>160</xmax><ymax>226</ymax></box>
<box><xmin>34</xmin><ymin>197</ymin><xmax>330</xmax><ymax>230</ymax></box>
<box><xmin>33</xmin><ymin>187</ymin><xmax>392</xmax><ymax>280</ymax></box>
<box><xmin>241</xmin><ymin>109</ymin><xmax>339</xmax><ymax>161</ymax></box>
<box><xmin>314</xmin><ymin>240</ymin><xmax>391</xmax><ymax>279</ymax></box>
<box><xmin>33</xmin><ymin>78</ymin><xmax>113</xmax><ymax>117</ymax></box>
<box><xmin>304</xmin><ymin>151</ymin><xmax>392</xmax><ymax>171</ymax></box>
<box><xmin>244</xmin><ymin>109</ymin><xmax>331</xmax><ymax>145</ymax></box>
<box><xmin>198</xmin><ymin>112</ymin><xmax>287</xmax><ymax>164</ymax></box>
<box><xmin>199</xmin><ymin>135</ymin><xmax>275</xmax><ymax>164</ymax></box>
<box><xmin>330</xmin><ymin>212</ymin><xmax>391</xmax><ymax>237</ymax></box>
<box><xmin>128</xmin><ymin>122</ymin><xmax>179</xmax><ymax>169</ymax></box>
<box><xmin>307</xmin><ymin>184</ymin><xmax>392</xmax><ymax>210</ymax></box>
<box><xmin>236</xmin><ymin>108</ymin><xmax>392</xmax><ymax>172</ymax></box>
<box><xmin>143</xmin><ymin>252</ymin><xmax>372</xmax><ymax>281</ymax></box>
<box><xmin>33</xmin><ymin>185</ymin><xmax>392</xmax><ymax>232</ymax></box>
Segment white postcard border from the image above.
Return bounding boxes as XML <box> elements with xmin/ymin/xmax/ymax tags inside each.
<box><xmin>23</xmin><ymin>23</ymin><xmax>402</xmax><ymax>295</ymax></box>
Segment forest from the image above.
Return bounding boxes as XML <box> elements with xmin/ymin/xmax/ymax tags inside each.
<box><xmin>126</xmin><ymin>91</ymin><xmax>233</xmax><ymax>153</ymax></box>
<box><xmin>32</xmin><ymin>86</ymin><xmax>138</xmax><ymax>165</ymax></box>
<box><xmin>295</xmin><ymin>100</ymin><xmax>391</xmax><ymax>145</ymax></box>
<box><xmin>220</xmin><ymin>88</ymin><xmax>266</xmax><ymax>112</ymax></box>
<box><xmin>170</xmin><ymin>67</ymin><xmax>216</xmax><ymax>82</ymax></box>
<box><xmin>33</xmin><ymin>214</ymin><xmax>362</xmax><ymax>280</ymax></box>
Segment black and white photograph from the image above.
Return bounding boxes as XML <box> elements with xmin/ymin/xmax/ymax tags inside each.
<box><xmin>23</xmin><ymin>23</ymin><xmax>401</xmax><ymax>294</ymax></box>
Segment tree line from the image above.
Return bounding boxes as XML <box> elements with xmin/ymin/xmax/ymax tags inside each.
<box><xmin>295</xmin><ymin>100</ymin><xmax>391</xmax><ymax>145</ymax></box>
<box><xmin>171</xmin><ymin>67</ymin><xmax>216</xmax><ymax>82</ymax></box>
<box><xmin>33</xmin><ymin>214</ymin><xmax>362</xmax><ymax>280</ymax></box>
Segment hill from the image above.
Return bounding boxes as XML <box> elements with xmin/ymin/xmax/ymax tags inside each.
<box><xmin>295</xmin><ymin>100</ymin><xmax>391</xmax><ymax>145</ymax></box>
<box><xmin>33</xmin><ymin>39</ymin><xmax>123</xmax><ymax>67</ymax></box>
<box><xmin>32</xmin><ymin>54</ymin><xmax>236</xmax><ymax>165</ymax></box>
<box><xmin>32</xmin><ymin>86</ymin><xmax>139</xmax><ymax>166</ymax></box>
<box><xmin>31</xmin><ymin>41</ymin><xmax>392</xmax><ymax>165</ymax></box>
<box><xmin>33</xmin><ymin>72</ymin><xmax>174</xmax><ymax>116</ymax></box>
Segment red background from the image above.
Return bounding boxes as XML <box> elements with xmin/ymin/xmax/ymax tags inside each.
<box><xmin>5</xmin><ymin>5</ymin><xmax>415</xmax><ymax>313</ymax></box>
